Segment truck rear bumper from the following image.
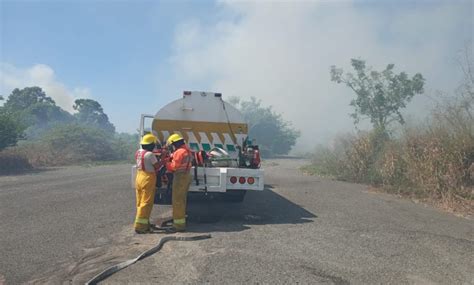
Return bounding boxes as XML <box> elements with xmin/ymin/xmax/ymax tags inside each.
<box><xmin>131</xmin><ymin>166</ymin><xmax>264</xmax><ymax>193</ymax></box>
<box><xmin>189</xmin><ymin>167</ymin><xmax>264</xmax><ymax>193</ymax></box>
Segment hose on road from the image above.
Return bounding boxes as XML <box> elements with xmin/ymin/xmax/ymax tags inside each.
<box><xmin>85</xmin><ymin>234</ymin><xmax>212</xmax><ymax>285</ymax></box>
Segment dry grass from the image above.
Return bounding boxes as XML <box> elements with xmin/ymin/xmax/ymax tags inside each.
<box><xmin>0</xmin><ymin>150</ymin><xmax>32</xmax><ymax>174</ymax></box>
<box><xmin>380</xmin><ymin>126</ymin><xmax>473</xmax><ymax>214</ymax></box>
<box><xmin>0</xmin><ymin>138</ymin><xmax>136</xmax><ymax>174</ymax></box>
<box><xmin>308</xmin><ymin>125</ymin><xmax>473</xmax><ymax>215</ymax></box>
<box><xmin>2</xmin><ymin>143</ymin><xmax>80</xmax><ymax>168</ymax></box>
<box><xmin>308</xmin><ymin>49</ymin><xmax>474</xmax><ymax>215</ymax></box>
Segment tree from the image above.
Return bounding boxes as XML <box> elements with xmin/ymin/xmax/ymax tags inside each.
<box><xmin>330</xmin><ymin>59</ymin><xmax>425</xmax><ymax>133</ymax></box>
<box><xmin>3</xmin><ymin>87</ymin><xmax>55</xmax><ymax>110</ymax></box>
<box><xmin>73</xmin><ymin>99</ymin><xmax>115</xmax><ymax>134</ymax></box>
<box><xmin>230</xmin><ymin>97</ymin><xmax>300</xmax><ymax>156</ymax></box>
<box><xmin>3</xmin><ymin>87</ymin><xmax>74</xmax><ymax>137</ymax></box>
<box><xmin>0</xmin><ymin>97</ymin><xmax>26</xmax><ymax>151</ymax></box>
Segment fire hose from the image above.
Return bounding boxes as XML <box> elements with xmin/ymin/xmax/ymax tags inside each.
<box><xmin>85</xmin><ymin>234</ymin><xmax>211</xmax><ymax>285</ymax></box>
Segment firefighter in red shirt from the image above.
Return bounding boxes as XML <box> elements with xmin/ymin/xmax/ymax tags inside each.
<box><xmin>166</xmin><ymin>133</ymin><xmax>193</xmax><ymax>232</ymax></box>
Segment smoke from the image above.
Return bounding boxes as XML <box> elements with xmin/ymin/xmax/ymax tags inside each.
<box><xmin>0</xmin><ymin>63</ymin><xmax>90</xmax><ymax>112</ymax></box>
<box><xmin>167</xmin><ymin>0</ymin><xmax>472</xmax><ymax>151</ymax></box>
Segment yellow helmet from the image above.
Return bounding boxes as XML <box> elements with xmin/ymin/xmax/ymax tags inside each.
<box><xmin>140</xmin><ymin>133</ymin><xmax>157</xmax><ymax>145</ymax></box>
<box><xmin>167</xmin><ymin>133</ymin><xmax>184</xmax><ymax>145</ymax></box>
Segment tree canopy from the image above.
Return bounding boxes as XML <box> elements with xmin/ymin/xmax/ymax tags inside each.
<box><xmin>73</xmin><ymin>99</ymin><xmax>115</xmax><ymax>134</ymax></box>
<box><xmin>3</xmin><ymin>87</ymin><xmax>74</xmax><ymax>137</ymax></box>
<box><xmin>0</xmin><ymin>86</ymin><xmax>138</xmax><ymax>165</ymax></box>
<box><xmin>229</xmin><ymin>97</ymin><xmax>300</xmax><ymax>156</ymax></box>
<box><xmin>0</xmin><ymin>97</ymin><xmax>26</xmax><ymax>151</ymax></box>
<box><xmin>330</xmin><ymin>59</ymin><xmax>425</xmax><ymax>133</ymax></box>
<box><xmin>3</xmin><ymin>87</ymin><xmax>55</xmax><ymax>110</ymax></box>
<box><xmin>0</xmin><ymin>87</ymin><xmax>117</xmax><ymax>150</ymax></box>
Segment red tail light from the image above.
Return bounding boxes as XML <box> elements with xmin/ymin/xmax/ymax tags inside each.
<box><xmin>239</xmin><ymin>177</ymin><xmax>246</xmax><ymax>184</ymax></box>
<box><xmin>230</xmin><ymin>176</ymin><xmax>237</xmax><ymax>184</ymax></box>
<box><xmin>183</xmin><ymin>91</ymin><xmax>192</xmax><ymax>96</ymax></box>
<box><xmin>253</xmin><ymin>150</ymin><xmax>261</xmax><ymax>168</ymax></box>
<box><xmin>247</xmin><ymin>177</ymin><xmax>255</xmax><ymax>185</ymax></box>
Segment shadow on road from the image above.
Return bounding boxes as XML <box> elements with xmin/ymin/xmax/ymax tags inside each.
<box><xmin>181</xmin><ymin>184</ymin><xmax>317</xmax><ymax>233</ymax></box>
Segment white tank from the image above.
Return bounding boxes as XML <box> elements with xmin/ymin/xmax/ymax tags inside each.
<box><xmin>152</xmin><ymin>91</ymin><xmax>248</xmax><ymax>153</ymax></box>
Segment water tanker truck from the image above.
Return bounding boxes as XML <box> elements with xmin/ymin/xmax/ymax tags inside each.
<box><xmin>132</xmin><ymin>91</ymin><xmax>264</xmax><ymax>203</ymax></box>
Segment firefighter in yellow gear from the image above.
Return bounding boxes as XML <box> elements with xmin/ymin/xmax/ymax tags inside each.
<box><xmin>166</xmin><ymin>133</ymin><xmax>193</xmax><ymax>232</ymax></box>
<box><xmin>134</xmin><ymin>133</ymin><xmax>160</xmax><ymax>234</ymax></box>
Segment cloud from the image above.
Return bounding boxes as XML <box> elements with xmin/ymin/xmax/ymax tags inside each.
<box><xmin>0</xmin><ymin>63</ymin><xmax>90</xmax><ymax>112</ymax></box>
<box><xmin>166</xmin><ymin>0</ymin><xmax>472</xmax><ymax>151</ymax></box>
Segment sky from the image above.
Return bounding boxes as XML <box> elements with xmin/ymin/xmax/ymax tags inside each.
<box><xmin>1</xmin><ymin>0</ymin><xmax>472</xmax><ymax>151</ymax></box>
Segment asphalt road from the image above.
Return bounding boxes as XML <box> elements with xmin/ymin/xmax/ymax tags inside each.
<box><xmin>0</xmin><ymin>159</ymin><xmax>473</xmax><ymax>284</ymax></box>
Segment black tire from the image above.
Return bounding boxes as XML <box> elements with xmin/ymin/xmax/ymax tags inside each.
<box><xmin>222</xmin><ymin>190</ymin><xmax>246</xmax><ymax>203</ymax></box>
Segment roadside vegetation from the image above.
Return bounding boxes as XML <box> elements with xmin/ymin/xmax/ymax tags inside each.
<box><xmin>229</xmin><ymin>97</ymin><xmax>300</xmax><ymax>157</ymax></box>
<box><xmin>304</xmin><ymin>48</ymin><xmax>473</xmax><ymax>215</ymax></box>
<box><xmin>0</xmin><ymin>87</ymin><xmax>137</xmax><ymax>174</ymax></box>
<box><xmin>1</xmin><ymin>87</ymin><xmax>298</xmax><ymax>174</ymax></box>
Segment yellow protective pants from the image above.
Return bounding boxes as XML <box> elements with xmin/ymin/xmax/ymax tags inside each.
<box><xmin>172</xmin><ymin>172</ymin><xmax>191</xmax><ymax>230</ymax></box>
<box><xmin>134</xmin><ymin>170</ymin><xmax>157</xmax><ymax>231</ymax></box>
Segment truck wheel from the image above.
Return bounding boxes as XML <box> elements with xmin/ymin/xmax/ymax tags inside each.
<box><xmin>223</xmin><ymin>190</ymin><xmax>246</xmax><ymax>203</ymax></box>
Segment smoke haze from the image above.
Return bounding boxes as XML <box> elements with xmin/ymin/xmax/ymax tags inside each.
<box><xmin>166</xmin><ymin>0</ymin><xmax>472</xmax><ymax>151</ymax></box>
<box><xmin>0</xmin><ymin>63</ymin><xmax>90</xmax><ymax>112</ymax></box>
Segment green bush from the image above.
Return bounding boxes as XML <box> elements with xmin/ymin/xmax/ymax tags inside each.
<box><xmin>309</xmin><ymin>145</ymin><xmax>345</xmax><ymax>178</ymax></box>
<box><xmin>39</xmin><ymin>123</ymin><xmax>117</xmax><ymax>165</ymax></box>
<box><xmin>308</xmin><ymin>130</ymin><xmax>387</xmax><ymax>184</ymax></box>
<box><xmin>1</xmin><ymin>125</ymin><xmax>140</xmax><ymax>169</ymax></box>
<box><xmin>0</xmin><ymin>110</ymin><xmax>26</xmax><ymax>151</ymax></box>
<box><xmin>1</xmin><ymin>87</ymin><xmax>139</xmax><ymax>170</ymax></box>
<box><xmin>343</xmin><ymin>130</ymin><xmax>387</xmax><ymax>184</ymax></box>
<box><xmin>112</xmin><ymin>132</ymin><xmax>139</xmax><ymax>162</ymax></box>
